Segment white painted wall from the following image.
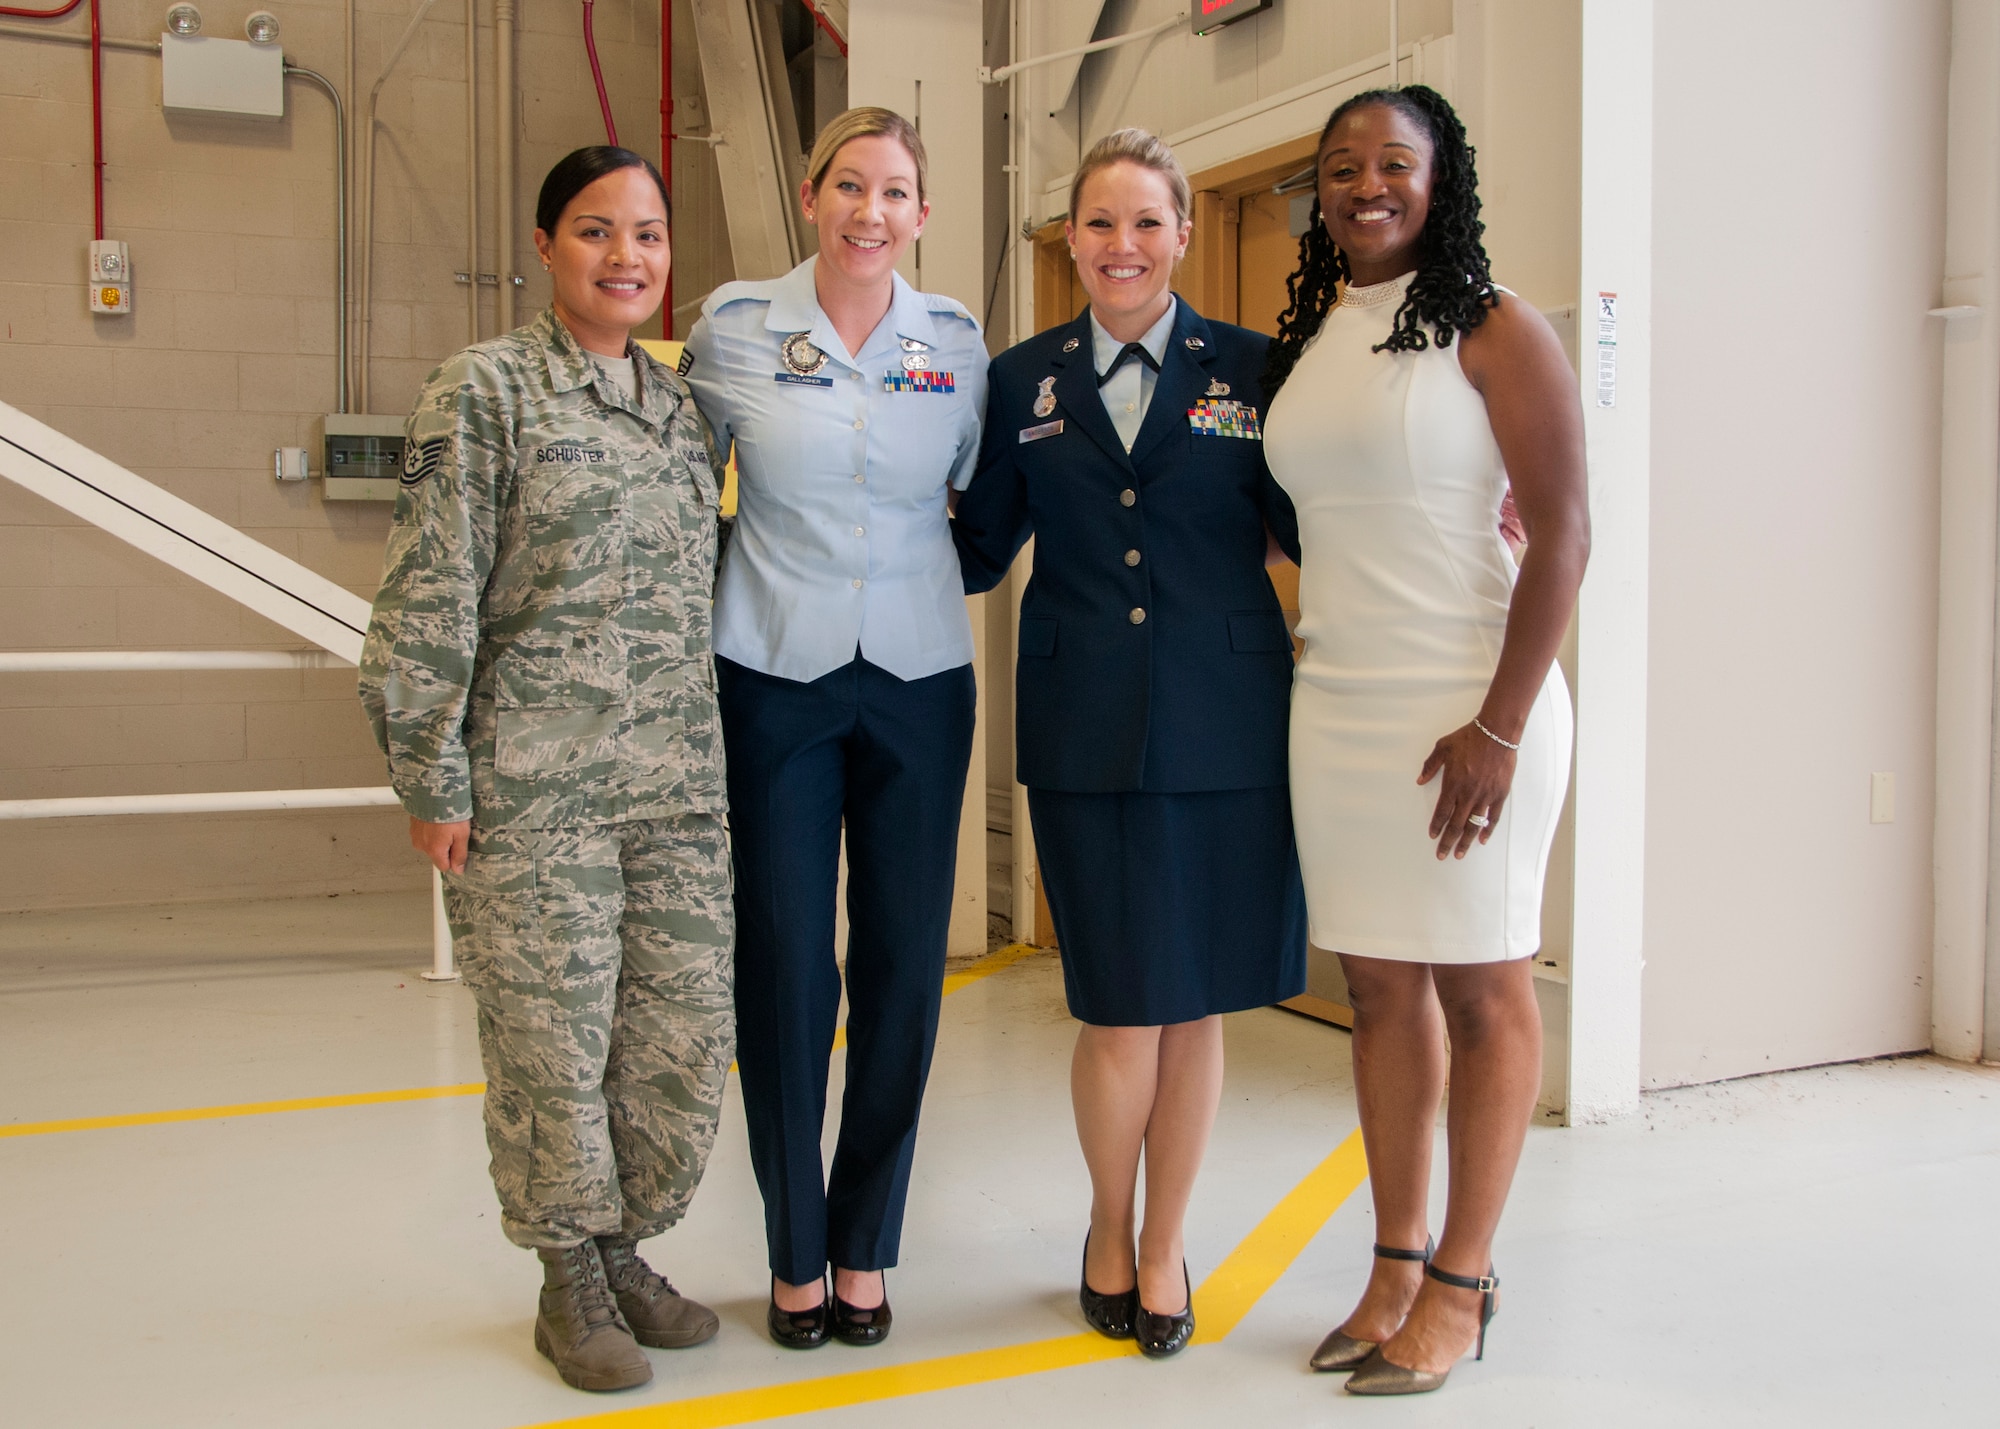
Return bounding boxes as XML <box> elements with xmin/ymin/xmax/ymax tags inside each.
<box><xmin>1642</xmin><ymin>0</ymin><xmax>1947</xmax><ymax>1087</ymax></box>
<box><xmin>849</xmin><ymin>0</ymin><xmax>990</xmax><ymax>955</ymax></box>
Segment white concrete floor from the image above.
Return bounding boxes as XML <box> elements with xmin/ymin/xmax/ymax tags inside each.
<box><xmin>1</xmin><ymin>892</ymin><xmax>1995</xmax><ymax>1428</ymax></box>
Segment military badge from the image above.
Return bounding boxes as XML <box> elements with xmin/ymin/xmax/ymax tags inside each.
<box><xmin>1184</xmin><ymin>335</ymin><xmax>1207</xmax><ymax>351</ymax></box>
<box><xmin>1062</xmin><ymin>337</ymin><xmax>1081</xmax><ymax>353</ymax></box>
<box><xmin>781</xmin><ymin>331</ymin><xmax>828</xmax><ymax>376</ymax></box>
<box><xmin>1187</xmin><ymin>399</ymin><xmax>1262</xmax><ymax>440</ymax></box>
<box><xmin>902</xmin><ymin>352</ymin><xmax>932</xmax><ymax>371</ymax></box>
<box><xmin>899</xmin><ymin>337</ymin><xmax>931</xmax><ymax>353</ymax></box>
<box><xmin>1033</xmin><ymin>376</ymin><xmax>1058</xmax><ymax>418</ymax></box>
<box><xmin>400</xmin><ymin>435</ymin><xmax>447</xmax><ymax>486</ymax></box>
<box><xmin>1205</xmin><ymin>378</ymin><xmax>1230</xmax><ymax>397</ymax></box>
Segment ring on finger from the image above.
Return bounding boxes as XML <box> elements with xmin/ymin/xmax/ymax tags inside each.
<box><xmin>1466</xmin><ymin>812</ymin><xmax>1491</xmax><ymax>828</ymax></box>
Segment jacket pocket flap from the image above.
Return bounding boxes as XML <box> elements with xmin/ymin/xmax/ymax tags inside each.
<box><xmin>1227</xmin><ymin>610</ymin><xmax>1292</xmax><ymax>653</ymax></box>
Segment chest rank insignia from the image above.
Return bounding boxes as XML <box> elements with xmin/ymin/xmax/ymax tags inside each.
<box><xmin>885</xmin><ymin>369</ymin><xmax>956</xmax><ymax>394</ymax></box>
<box><xmin>781</xmin><ymin>331</ymin><xmax>828</xmax><ymax>376</ymax></box>
<box><xmin>1205</xmin><ymin>378</ymin><xmax>1231</xmax><ymax>397</ymax></box>
<box><xmin>1188</xmin><ymin>398</ymin><xmax>1263</xmax><ymax>440</ymax></box>
<box><xmin>1033</xmin><ymin>376</ymin><xmax>1058</xmax><ymax>418</ymax></box>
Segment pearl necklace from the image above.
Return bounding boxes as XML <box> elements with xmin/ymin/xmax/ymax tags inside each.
<box><xmin>1339</xmin><ymin>272</ymin><xmax>1414</xmax><ymax>308</ymax></box>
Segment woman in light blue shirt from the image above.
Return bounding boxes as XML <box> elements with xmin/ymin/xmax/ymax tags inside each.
<box><xmin>680</xmin><ymin>106</ymin><xmax>986</xmax><ymax>1351</ymax></box>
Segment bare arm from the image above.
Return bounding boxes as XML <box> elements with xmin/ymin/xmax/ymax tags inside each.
<box><xmin>1416</xmin><ymin>292</ymin><xmax>1591</xmax><ymax>859</ymax></box>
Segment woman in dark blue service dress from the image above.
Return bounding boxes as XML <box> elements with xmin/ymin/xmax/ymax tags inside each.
<box><xmin>953</xmin><ymin>128</ymin><xmax>1307</xmax><ymax>1360</ymax></box>
<box><xmin>680</xmin><ymin>107</ymin><xmax>985</xmax><ymax>1350</ymax></box>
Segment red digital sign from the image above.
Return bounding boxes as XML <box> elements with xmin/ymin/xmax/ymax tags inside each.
<box><xmin>1192</xmin><ymin>0</ymin><xmax>1273</xmax><ymax>36</ymax></box>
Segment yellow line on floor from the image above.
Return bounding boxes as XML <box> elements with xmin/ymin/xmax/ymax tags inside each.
<box><xmin>0</xmin><ymin>1082</ymin><xmax>486</xmax><ymax>1139</ymax></box>
<box><xmin>0</xmin><ymin>944</ymin><xmax>1047</xmax><ymax>1141</ymax></box>
<box><xmin>523</xmin><ymin>1126</ymin><xmax>1370</xmax><ymax>1429</ymax></box>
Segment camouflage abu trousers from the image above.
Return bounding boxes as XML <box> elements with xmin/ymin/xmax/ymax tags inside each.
<box><xmin>443</xmin><ymin>813</ymin><xmax>735</xmax><ymax>1249</ymax></box>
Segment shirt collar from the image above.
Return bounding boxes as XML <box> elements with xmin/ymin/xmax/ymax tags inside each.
<box><xmin>536</xmin><ymin>307</ymin><xmax>677</xmax><ymax>424</ymax></box>
<box><xmin>1090</xmin><ymin>296</ymin><xmax>1177</xmax><ymax>378</ymax></box>
<box><xmin>762</xmin><ymin>256</ymin><xmax>940</xmax><ymax>368</ymax></box>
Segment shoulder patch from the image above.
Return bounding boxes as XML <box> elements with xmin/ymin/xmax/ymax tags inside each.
<box><xmin>401</xmin><ymin>436</ymin><xmax>447</xmax><ymax>487</ymax></box>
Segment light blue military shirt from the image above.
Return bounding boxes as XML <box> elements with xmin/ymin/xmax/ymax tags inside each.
<box><xmin>682</xmin><ymin>257</ymin><xmax>989</xmax><ymax>684</ymax></box>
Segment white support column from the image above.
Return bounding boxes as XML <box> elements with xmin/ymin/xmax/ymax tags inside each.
<box><xmin>1936</xmin><ymin>0</ymin><xmax>2000</xmax><ymax>1063</ymax></box>
<box><xmin>849</xmin><ymin>0</ymin><xmax>990</xmax><ymax>957</ymax></box>
<box><xmin>1567</xmin><ymin>0</ymin><xmax>1652</xmax><ymax>1122</ymax></box>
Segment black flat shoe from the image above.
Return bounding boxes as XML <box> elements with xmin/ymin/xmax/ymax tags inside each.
<box><xmin>1079</xmin><ymin>1232</ymin><xmax>1137</xmax><ymax>1339</ymax></box>
<box><xmin>1136</xmin><ymin>1261</ymin><xmax>1195</xmax><ymax>1359</ymax></box>
<box><xmin>831</xmin><ymin>1271</ymin><xmax>892</xmax><ymax>1347</ymax></box>
<box><xmin>767</xmin><ymin>1278</ymin><xmax>830</xmax><ymax>1349</ymax></box>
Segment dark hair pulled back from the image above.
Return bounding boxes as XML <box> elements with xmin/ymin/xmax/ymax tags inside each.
<box><xmin>534</xmin><ymin>146</ymin><xmax>671</xmax><ymax>235</ymax></box>
<box><xmin>1262</xmin><ymin>85</ymin><xmax>1495</xmax><ymax>395</ymax></box>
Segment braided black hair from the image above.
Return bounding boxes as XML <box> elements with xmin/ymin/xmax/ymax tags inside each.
<box><xmin>1263</xmin><ymin>85</ymin><xmax>1496</xmax><ymax>394</ymax></box>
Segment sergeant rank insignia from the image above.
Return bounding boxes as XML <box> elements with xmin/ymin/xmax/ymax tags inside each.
<box><xmin>1033</xmin><ymin>376</ymin><xmax>1058</xmax><ymax>418</ymax></box>
<box><xmin>885</xmin><ymin>369</ymin><xmax>956</xmax><ymax>394</ymax></box>
<box><xmin>1187</xmin><ymin>398</ymin><xmax>1262</xmax><ymax>440</ymax></box>
<box><xmin>776</xmin><ymin>331</ymin><xmax>834</xmax><ymax>387</ymax></box>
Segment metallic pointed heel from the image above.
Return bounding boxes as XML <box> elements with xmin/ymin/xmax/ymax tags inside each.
<box><xmin>1342</xmin><ymin>1261</ymin><xmax>1498</xmax><ymax>1397</ymax></box>
<box><xmin>1308</xmin><ymin>1238</ymin><xmax>1433</xmax><ymax>1372</ymax></box>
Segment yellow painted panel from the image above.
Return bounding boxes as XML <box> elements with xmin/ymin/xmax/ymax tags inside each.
<box><xmin>637</xmin><ymin>339</ymin><xmax>737</xmax><ymax>516</ymax></box>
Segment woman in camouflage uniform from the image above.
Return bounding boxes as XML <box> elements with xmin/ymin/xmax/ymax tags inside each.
<box><xmin>360</xmin><ymin>147</ymin><xmax>731</xmax><ymax>1394</ymax></box>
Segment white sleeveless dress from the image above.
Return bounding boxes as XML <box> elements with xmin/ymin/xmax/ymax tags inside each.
<box><xmin>1264</xmin><ymin>272</ymin><xmax>1571</xmax><ymax>964</ymax></box>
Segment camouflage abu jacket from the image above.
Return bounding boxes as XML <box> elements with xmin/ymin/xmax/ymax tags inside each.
<box><xmin>360</xmin><ymin>308</ymin><xmax>726</xmax><ymax>830</ymax></box>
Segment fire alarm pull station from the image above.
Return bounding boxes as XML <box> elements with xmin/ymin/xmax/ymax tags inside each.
<box><xmin>319</xmin><ymin>415</ymin><xmax>406</xmax><ymax>501</ymax></box>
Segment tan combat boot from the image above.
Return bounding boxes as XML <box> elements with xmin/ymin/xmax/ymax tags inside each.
<box><xmin>596</xmin><ymin>1235</ymin><xmax>722</xmax><ymax>1349</ymax></box>
<box><xmin>534</xmin><ymin>1240</ymin><xmax>653</xmax><ymax>1392</ymax></box>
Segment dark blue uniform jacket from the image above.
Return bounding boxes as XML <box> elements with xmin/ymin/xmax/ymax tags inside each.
<box><xmin>953</xmin><ymin>301</ymin><xmax>1301</xmax><ymax>794</ymax></box>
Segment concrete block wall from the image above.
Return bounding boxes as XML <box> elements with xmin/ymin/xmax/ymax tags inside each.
<box><xmin>0</xmin><ymin>0</ymin><xmax>691</xmax><ymax>911</ymax></box>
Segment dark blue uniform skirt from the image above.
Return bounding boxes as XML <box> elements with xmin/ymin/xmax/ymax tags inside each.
<box><xmin>1028</xmin><ymin>785</ymin><xmax>1308</xmax><ymax>1027</ymax></box>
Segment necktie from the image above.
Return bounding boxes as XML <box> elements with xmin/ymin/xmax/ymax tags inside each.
<box><xmin>1098</xmin><ymin>341</ymin><xmax>1161</xmax><ymax>387</ymax></box>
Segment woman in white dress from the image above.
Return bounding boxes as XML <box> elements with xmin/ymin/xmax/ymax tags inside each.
<box><xmin>1262</xmin><ymin>85</ymin><xmax>1589</xmax><ymax>1397</ymax></box>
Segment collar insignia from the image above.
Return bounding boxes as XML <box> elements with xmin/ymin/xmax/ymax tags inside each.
<box><xmin>1184</xmin><ymin>335</ymin><xmax>1206</xmax><ymax>351</ymax></box>
<box><xmin>1062</xmin><ymin>336</ymin><xmax>1081</xmax><ymax>353</ymax></box>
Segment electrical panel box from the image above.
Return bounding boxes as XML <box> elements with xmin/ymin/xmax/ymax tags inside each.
<box><xmin>320</xmin><ymin>414</ymin><xmax>405</xmax><ymax>501</ymax></box>
<box><xmin>161</xmin><ymin>34</ymin><xmax>284</xmax><ymax>121</ymax></box>
<box><xmin>88</xmin><ymin>239</ymin><xmax>132</xmax><ymax>314</ymax></box>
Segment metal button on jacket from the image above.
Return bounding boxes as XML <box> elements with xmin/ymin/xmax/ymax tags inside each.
<box><xmin>1129</xmin><ymin>607</ymin><xmax>1146</xmax><ymax>625</ymax></box>
<box><xmin>1124</xmin><ymin>549</ymin><xmax>1141</xmax><ymax>566</ymax></box>
<box><xmin>1119</xmin><ymin>488</ymin><xmax>1137</xmax><ymax>507</ymax></box>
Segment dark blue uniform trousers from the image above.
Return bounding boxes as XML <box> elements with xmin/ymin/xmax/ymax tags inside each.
<box><xmin>717</xmin><ymin>652</ymin><xmax>976</xmax><ymax>1284</ymax></box>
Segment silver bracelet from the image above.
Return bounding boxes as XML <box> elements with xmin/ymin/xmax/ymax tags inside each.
<box><xmin>1472</xmin><ymin>718</ymin><xmax>1521</xmax><ymax>751</ymax></box>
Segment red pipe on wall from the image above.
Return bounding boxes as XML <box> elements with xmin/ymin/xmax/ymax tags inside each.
<box><xmin>89</xmin><ymin>0</ymin><xmax>103</xmax><ymax>239</ymax></box>
<box><xmin>798</xmin><ymin>0</ymin><xmax>846</xmax><ymax>56</ymax></box>
<box><xmin>582</xmin><ymin>0</ymin><xmax>619</xmax><ymax>145</ymax></box>
<box><xmin>0</xmin><ymin>0</ymin><xmax>101</xmax><ymax>238</ymax></box>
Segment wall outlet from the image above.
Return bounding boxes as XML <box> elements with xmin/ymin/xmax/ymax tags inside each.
<box><xmin>274</xmin><ymin>446</ymin><xmax>310</xmax><ymax>482</ymax></box>
<box><xmin>1870</xmin><ymin>772</ymin><xmax>1895</xmax><ymax>824</ymax></box>
<box><xmin>88</xmin><ymin>239</ymin><xmax>131</xmax><ymax>315</ymax></box>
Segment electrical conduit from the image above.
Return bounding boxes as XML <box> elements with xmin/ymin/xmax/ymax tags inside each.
<box><xmin>357</xmin><ymin>0</ymin><xmax>440</xmax><ymax>411</ymax></box>
<box><xmin>583</xmin><ymin>0</ymin><xmax>617</xmax><ymax>145</ymax></box>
